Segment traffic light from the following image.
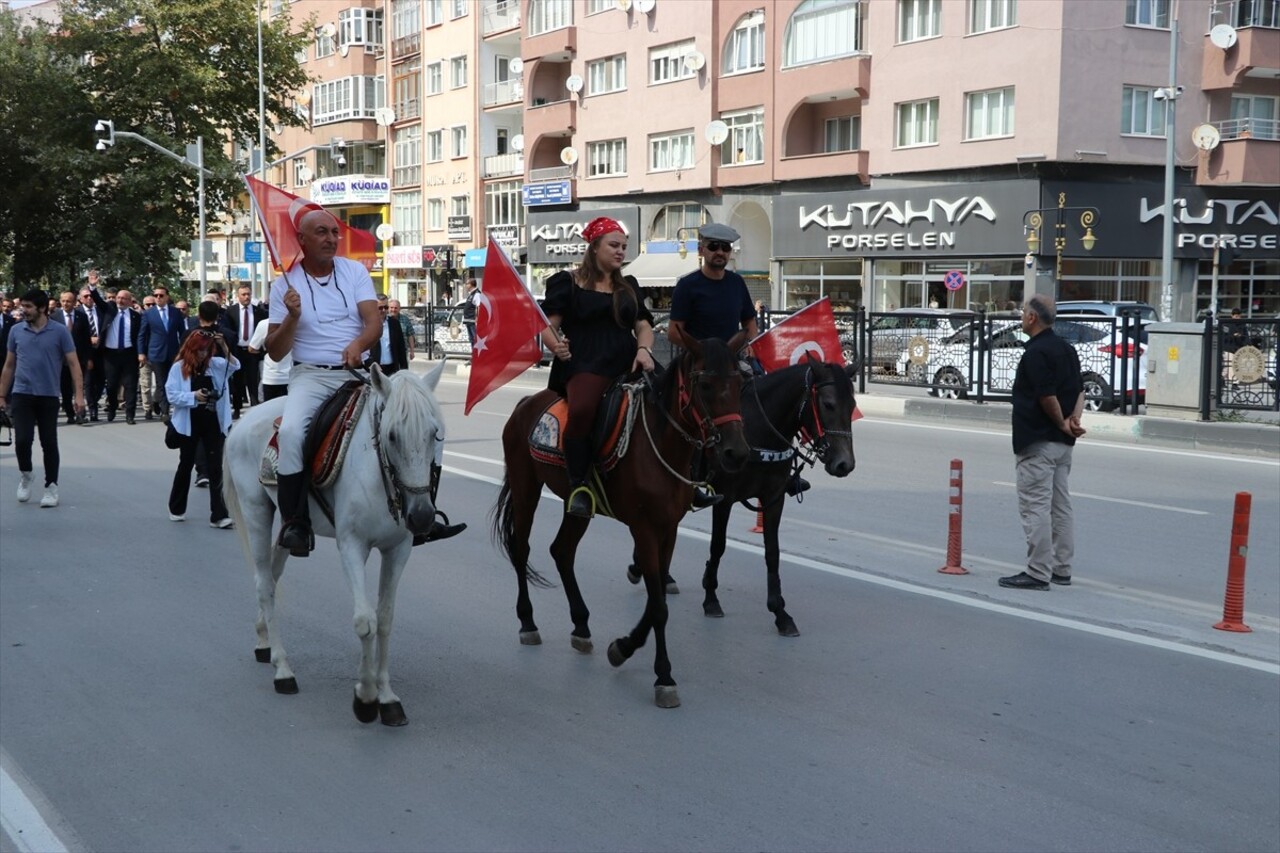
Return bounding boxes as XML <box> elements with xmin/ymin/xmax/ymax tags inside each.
<box><xmin>94</xmin><ymin>120</ymin><xmax>115</xmax><ymax>151</ymax></box>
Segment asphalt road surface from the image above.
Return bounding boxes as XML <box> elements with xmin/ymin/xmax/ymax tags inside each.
<box><xmin>1</xmin><ymin>368</ymin><xmax>1276</xmax><ymax>852</ymax></box>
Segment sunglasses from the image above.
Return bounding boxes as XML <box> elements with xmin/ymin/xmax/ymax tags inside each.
<box><xmin>378</xmin><ymin>306</ymin><xmax>389</xmax><ymax>312</ymax></box>
<box><xmin>703</xmin><ymin>241</ymin><xmax>733</xmax><ymax>253</ymax></box>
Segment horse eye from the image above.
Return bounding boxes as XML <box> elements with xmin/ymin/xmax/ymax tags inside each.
<box><xmin>388</xmin><ymin>430</ymin><xmax>398</xmax><ymax>443</ymax></box>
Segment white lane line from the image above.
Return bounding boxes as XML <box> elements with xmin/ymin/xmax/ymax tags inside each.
<box><xmin>0</xmin><ymin>757</ymin><xmax>70</xmax><ymax>853</ymax></box>
<box><xmin>443</xmin><ymin>464</ymin><xmax>1278</xmax><ymax>674</ymax></box>
<box><xmin>991</xmin><ymin>481</ymin><xmax>1209</xmax><ymax>515</ymax></box>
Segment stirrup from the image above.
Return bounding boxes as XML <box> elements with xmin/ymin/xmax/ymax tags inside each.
<box><xmin>691</xmin><ymin>485</ymin><xmax>723</xmax><ymax>510</ymax></box>
<box><xmin>786</xmin><ymin>473</ymin><xmax>811</xmax><ymax>497</ymax></box>
<box><xmin>413</xmin><ymin>511</ymin><xmax>467</xmax><ymax>544</ymax></box>
<box><xmin>278</xmin><ymin>520</ymin><xmax>314</xmax><ymax>557</ymax></box>
<box><xmin>566</xmin><ymin>485</ymin><xmax>596</xmax><ymax>518</ymax></box>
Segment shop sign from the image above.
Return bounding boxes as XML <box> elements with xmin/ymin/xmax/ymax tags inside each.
<box><xmin>488</xmin><ymin>224</ymin><xmax>521</xmax><ymax>247</ymax></box>
<box><xmin>1139</xmin><ymin>195</ymin><xmax>1278</xmax><ymax>254</ymax></box>
<box><xmin>447</xmin><ymin>215</ymin><xmax>471</xmax><ymax>240</ymax></box>
<box><xmin>385</xmin><ymin>245</ymin><xmax>424</xmax><ymax>269</ymax></box>
<box><xmin>422</xmin><ymin>245</ymin><xmax>454</xmax><ymax>269</ymax></box>
<box><xmin>523</xmin><ymin>181</ymin><xmax>572</xmax><ymax>207</ymax></box>
<box><xmin>526</xmin><ymin>206</ymin><xmax>640</xmax><ymax>264</ymax></box>
<box><xmin>310</xmin><ymin>175</ymin><xmax>391</xmax><ymax>206</ymax></box>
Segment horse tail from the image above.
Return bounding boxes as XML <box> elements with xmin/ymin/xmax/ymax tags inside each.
<box><xmin>490</xmin><ymin>473</ymin><xmax>553</xmax><ymax>589</ymax></box>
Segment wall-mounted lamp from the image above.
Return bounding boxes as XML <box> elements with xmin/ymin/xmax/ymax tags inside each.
<box><xmin>676</xmin><ymin>227</ymin><xmax>694</xmax><ymax>259</ymax></box>
<box><xmin>1022</xmin><ymin>192</ymin><xmax>1100</xmax><ymax>282</ymax></box>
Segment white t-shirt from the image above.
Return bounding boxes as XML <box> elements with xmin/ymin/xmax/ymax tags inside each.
<box><xmin>268</xmin><ymin>256</ymin><xmax>376</xmax><ymax>365</ymax></box>
<box><xmin>249</xmin><ymin>317</ymin><xmax>291</xmax><ymax>386</ymax></box>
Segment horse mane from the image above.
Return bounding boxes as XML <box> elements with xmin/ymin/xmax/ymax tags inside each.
<box><xmin>655</xmin><ymin>338</ymin><xmax>736</xmax><ymax>405</ymax></box>
<box><xmin>381</xmin><ymin>371</ymin><xmax>442</xmax><ymax>444</ymax></box>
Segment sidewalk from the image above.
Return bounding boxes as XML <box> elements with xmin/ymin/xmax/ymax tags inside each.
<box><xmin>416</xmin><ymin>357</ymin><xmax>1280</xmax><ymax>459</ymax></box>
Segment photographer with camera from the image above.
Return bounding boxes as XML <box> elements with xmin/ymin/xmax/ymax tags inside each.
<box><xmin>164</xmin><ymin>301</ymin><xmax>239</xmax><ymax>527</ymax></box>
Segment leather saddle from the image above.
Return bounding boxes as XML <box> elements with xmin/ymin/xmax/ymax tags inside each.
<box><xmin>260</xmin><ymin>380</ymin><xmax>367</xmax><ymax>488</ymax></box>
<box><xmin>529</xmin><ymin>380</ymin><xmax>634</xmax><ymax>473</ymax></box>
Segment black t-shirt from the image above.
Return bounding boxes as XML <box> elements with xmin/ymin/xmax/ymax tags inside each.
<box><xmin>542</xmin><ymin>271</ymin><xmax>652</xmax><ymax>393</ymax></box>
<box><xmin>669</xmin><ymin>268</ymin><xmax>754</xmax><ymax>343</ymax></box>
<box><xmin>1011</xmin><ymin>327</ymin><xmax>1083</xmax><ymax>454</ymax></box>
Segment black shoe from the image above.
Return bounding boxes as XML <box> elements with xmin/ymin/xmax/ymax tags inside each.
<box><xmin>566</xmin><ymin>485</ymin><xmax>595</xmax><ymax>518</ymax></box>
<box><xmin>145</xmin><ymin>411</ymin><xmax>154</xmax><ymax>421</ymax></box>
<box><xmin>106</xmin><ymin>412</ymin><xmax>115</xmax><ymax>423</ymax></box>
<box><xmin>1050</xmin><ymin>574</ymin><xmax>1072</xmax><ymax>586</ymax></box>
<box><xmin>786</xmin><ymin>473</ymin><xmax>811</xmax><ymax>497</ymax></box>
<box><xmin>89</xmin><ymin>409</ymin><xmax>99</xmax><ymax>422</ymax></box>
<box><xmin>126</xmin><ymin>417</ymin><xmax>136</xmax><ymax>425</ymax></box>
<box><xmin>278</xmin><ymin>520</ymin><xmax>314</xmax><ymax>557</ymax></box>
<box><xmin>66</xmin><ymin>415</ymin><xmax>76</xmax><ymax>425</ymax></box>
<box><xmin>998</xmin><ymin>572</ymin><xmax>1050</xmax><ymax>591</ymax></box>
<box><xmin>413</xmin><ymin>519</ymin><xmax>467</xmax><ymax>545</ymax></box>
<box><xmin>691</xmin><ymin>486</ymin><xmax>723</xmax><ymax>510</ymax></box>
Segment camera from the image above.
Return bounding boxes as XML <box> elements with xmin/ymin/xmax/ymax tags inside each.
<box><xmin>193</xmin><ymin>374</ymin><xmax>220</xmax><ymax>410</ymax></box>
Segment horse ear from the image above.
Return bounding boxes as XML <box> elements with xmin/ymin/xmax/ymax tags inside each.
<box><xmin>726</xmin><ymin>330</ymin><xmax>748</xmax><ymax>356</ymax></box>
<box><xmin>844</xmin><ymin>356</ymin><xmax>862</xmax><ymax>378</ymax></box>
<box><xmin>422</xmin><ymin>358</ymin><xmax>446</xmax><ymax>392</ymax></box>
<box><xmin>370</xmin><ymin>362</ymin><xmax>391</xmax><ymax>395</ymax></box>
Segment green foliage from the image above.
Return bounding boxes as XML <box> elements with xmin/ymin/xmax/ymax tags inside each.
<box><xmin>0</xmin><ymin>0</ymin><xmax>311</xmax><ymax>289</ymax></box>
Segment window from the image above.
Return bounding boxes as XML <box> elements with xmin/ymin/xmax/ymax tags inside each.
<box><xmin>451</xmin><ymin>55</ymin><xmax>468</xmax><ymax>89</ymax></box>
<box><xmin>898</xmin><ymin>0</ymin><xmax>940</xmax><ymax>43</ymax></box>
<box><xmin>649</xmin><ymin>130</ymin><xmax>695</xmax><ymax>172</ymax></box>
<box><xmin>530</xmin><ymin>0</ymin><xmax>573</xmax><ymax>35</ymax></box>
<box><xmin>394</xmin><ymin>125</ymin><xmax>421</xmax><ymax>187</ymax></box>
<box><xmin>292</xmin><ymin>157</ymin><xmax>311</xmax><ymax>187</ymax></box>
<box><xmin>393</xmin><ymin>60</ymin><xmax>421</xmax><ymax>121</ymax></box>
<box><xmin>720</xmin><ymin>108</ymin><xmax>765</xmax><ymax>165</ymax></box>
<box><xmin>426</xmin><ymin>61</ymin><xmax>443</xmax><ymax>95</ymax></box>
<box><xmin>451</xmin><ymin>125</ymin><xmax>467</xmax><ymax>158</ymax></box>
<box><xmin>295</xmin><ymin>44</ymin><xmax>308</xmax><ymax>64</ymax></box>
<box><xmin>965</xmin><ymin>87</ymin><xmax>1014</xmax><ymax>139</ymax></box>
<box><xmin>649</xmin><ymin>40</ymin><xmax>696</xmax><ymax>85</ymax></box>
<box><xmin>1125</xmin><ymin>0</ymin><xmax>1169</xmax><ymax>27</ymax></box>
<box><xmin>586</xmin><ymin>0</ymin><xmax>614</xmax><ymax>13</ymax></box>
<box><xmin>451</xmin><ymin>195</ymin><xmax>470</xmax><ymax>218</ymax></box>
<box><xmin>969</xmin><ymin>0</ymin><xmax>1016</xmax><ymax>33</ymax></box>
<box><xmin>824</xmin><ymin>116</ymin><xmax>861</xmax><ymax>152</ymax></box>
<box><xmin>450</xmin><ymin>0</ymin><xmax>468</xmax><ymax>18</ymax></box>
<box><xmin>427</xmin><ymin>198</ymin><xmax>444</xmax><ymax>230</ymax></box>
<box><xmin>426</xmin><ymin>129</ymin><xmax>443</xmax><ymax>162</ymax></box>
<box><xmin>312</xmin><ymin>76</ymin><xmax>386</xmax><ymax>125</ymax></box>
<box><xmin>587</xmin><ymin>139</ymin><xmax>627</xmax><ymax>177</ymax></box>
<box><xmin>424</xmin><ymin>0</ymin><xmax>442</xmax><ymax>26</ymax></box>
<box><xmin>1230</xmin><ymin>94</ymin><xmax>1279</xmax><ymax>140</ymax></box>
<box><xmin>587</xmin><ymin>55</ymin><xmax>626</xmax><ymax>95</ymax></box>
<box><xmin>895</xmin><ymin>97</ymin><xmax>939</xmax><ymax>147</ymax></box>
<box><xmin>392</xmin><ymin>191</ymin><xmax>422</xmax><ymax>245</ymax></box>
<box><xmin>723</xmin><ymin>10</ymin><xmax>765</xmax><ymax>75</ymax></box>
<box><xmin>650</xmin><ymin>203</ymin><xmax>706</xmax><ymax>241</ymax></box>
<box><xmin>339</xmin><ymin>7</ymin><xmax>383</xmax><ymax>51</ymax></box>
<box><xmin>315</xmin><ymin>25</ymin><xmax>335</xmax><ymax>59</ymax></box>
<box><xmin>392</xmin><ymin>0</ymin><xmax>419</xmax><ymax>40</ymax></box>
<box><xmin>784</xmin><ymin>0</ymin><xmax>862</xmax><ymax>68</ymax></box>
<box><xmin>485</xmin><ymin>180</ymin><xmax>524</xmax><ymax>229</ymax></box>
<box><xmin>1121</xmin><ymin>86</ymin><xmax>1166</xmax><ymax>136</ymax></box>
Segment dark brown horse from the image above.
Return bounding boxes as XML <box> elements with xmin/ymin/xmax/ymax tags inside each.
<box><xmin>492</xmin><ymin>337</ymin><xmax>750</xmax><ymax>708</ymax></box>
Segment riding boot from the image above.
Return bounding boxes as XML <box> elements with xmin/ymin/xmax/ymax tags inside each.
<box><xmin>786</xmin><ymin>471</ymin><xmax>812</xmax><ymax>497</ymax></box>
<box><xmin>563</xmin><ymin>437</ymin><xmax>595</xmax><ymax>518</ymax></box>
<box><xmin>413</xmin><ymin>463</ymin><xmax>467</xmax><ymax>544</ymax></box>
<box><xmin>275</xmin><ymin>471</ymin><xmax>314</xmax><ymax>557</ymax></box>
<box><xmin>689</xmin><ymin>454</ymin><xmax>723</xmax><ymax>510</ymax></box>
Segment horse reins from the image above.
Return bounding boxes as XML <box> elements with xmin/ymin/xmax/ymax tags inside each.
<box><xmin>637</xmin><ymin>357</ymin><xmax>738</xmax><ymax>488</ymax></box>
<box><xmin>347</xmin><ymin>365</ymin><xmax>434</xmax><ymax>523</ymax></box>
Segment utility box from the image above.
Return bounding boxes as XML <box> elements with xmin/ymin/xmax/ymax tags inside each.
<box><xmin>1146</xmin><ymin>322</ymin><xmax>1208</xmax><ymax>416</ymax></box>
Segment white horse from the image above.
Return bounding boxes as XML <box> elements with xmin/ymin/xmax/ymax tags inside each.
<box><xmin>223</xmin><ymin>361</ymin><xmax>448</xmax><ymax>727</ymax></box>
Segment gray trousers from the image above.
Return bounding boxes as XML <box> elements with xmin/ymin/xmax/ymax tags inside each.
<box><xmin>1015</xmin><ymin>440</ymin><xmax>1075</xmax><ymax>582</ymax></box>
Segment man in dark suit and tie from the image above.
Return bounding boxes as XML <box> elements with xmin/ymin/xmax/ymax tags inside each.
<box><xmin>220</xmin><ymin>284</ymin><xmax>265</xmax><ymax>419</ymax></box>
<box><xmin>78</xmin><ymin>272</ymin><xmax>108</xmax><ymax>420</ymax></box>
<box><xmin>369</xmin><ymin>294</ymin><xmax>409</xmax><ymax>376</ymax></box>
<box><xmin>52</xmin><ymin>291</ymin><xmax>92</xmax><ymax>424</ymax></box>
<box><xmin>90</xmin><ymin>284</ymin><xmax>143</xmax><ymax>424</ymax></box>
<box><xmin>139</xmin><ymin>284</ymin><xmax>186</xmax><ymax>420</ymax></box>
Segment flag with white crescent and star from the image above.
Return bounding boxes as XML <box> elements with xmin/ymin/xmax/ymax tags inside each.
<box><xmin>751</xmin><ymin>296</ymin><xmax>844</xmax><ymax>373</ymax></box>
<box><xmin>243</xmin><ymin>175</ymin><xmax>377</xmax><ymax>272</ymax></box>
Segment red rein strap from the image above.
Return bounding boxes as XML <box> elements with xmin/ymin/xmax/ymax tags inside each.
<box><xmin>677</xmin><ymin>365</ymin><xmax>742</xmax><ymax>443</ymax></box>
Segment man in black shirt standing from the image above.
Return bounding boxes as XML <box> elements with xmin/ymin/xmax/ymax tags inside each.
<box><xmin>1000</xmin><ymin>294</ymin><xmax>1086</xmax><ymax>591</ymax></box>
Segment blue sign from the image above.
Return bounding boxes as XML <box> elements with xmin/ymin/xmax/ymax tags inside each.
<box><xmin>245</xmin><ymin>241</ymin><xmax>263</xmax><ymax>263</ymax></box>
<box><xmin>463</xmin><ymin>248</ymin><xmax>487</xmax><ymax>268</ymax></box>
<box><xmin>522</xmin><ymin>180</ymin><xmax>572</xmax><ymax>207</ymax></box>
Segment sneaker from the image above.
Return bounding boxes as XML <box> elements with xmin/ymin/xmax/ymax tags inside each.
<box><xmin>169</xmin><ymin>513</ymin><xmax>185</xmax><ymax>522</ymax></box>
<box><xmin>1050</xmin><ymin>574</ymin><xmax>1072</xmax><ymax>586</ymax></box>
<box><xmin>195</xmin><ymin>477</ymin><xmax>210</xmax><ymax>488</ymax></box>
<box><xmin>39</xmin><ymin>484</ymin><xmax>59</xmax><ymax>508</ymax></box>
<box><xmin>998</xmin><ymin>571</ymin><xmax>1050</xmax><ymax>591</ymax></box>
<box><xmin>16</xmin><ymin>472</ymin><xmax>32</xmax><ymax>503</ymax></box>
<box><xmin>211</xmin><ymin>517</ymin><xmax>233</xmax><ymax>529</ymax></box>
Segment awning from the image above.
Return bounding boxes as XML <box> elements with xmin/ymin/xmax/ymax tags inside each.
<box><xmin>624</xmin><ymin>252</ymin><xmax>698</xmax><ymax>289</ymax></box>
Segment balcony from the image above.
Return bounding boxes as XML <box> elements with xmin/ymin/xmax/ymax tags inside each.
<box><xmin>775</xmin><ymin>149</ymin><xmax>870</xmax><ymax>184</ymax></box>
<box><xmin>482</xmin><ymin>0</ymin><xmax>520</xmax><ymax>36</ymax></box>
<box><xmin>529</xmin><ymin>165</ymin><xmax>573</xmax><ymax>182</ymax></box>
<box><xmin>483</xmin><ymin>78</ymin><xmax>524</xmax><ymax>108</ymax></box>
<box><xmin>1195</xmin><ymin>118</ymin><xmax>1280</xmax><ymax>186</ymax></box>
<box><xmin>523</xmin><ymin>96</ymin><xmax>576</xmax><ymax>142</ymax></box>
<box><xmin>523</xmin><ymin>23</ymin><xmax>576</xmax><ymax>62</ymax></box>
<box><xmin>1202</xmin><ymin>3</ymin><xmax>1280</xmax><ymax>89</ymax></box>
<box><xmin>484</xmin><ymin>153</ymin><xmax>525</xmax><ymax>178</ymax></box>
<box><xmin>391</xmin><ymin>33</ymin><xmax>420</xmax><ymax>61</ymax></box>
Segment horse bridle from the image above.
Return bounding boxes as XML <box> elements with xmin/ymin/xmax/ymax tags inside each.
<box><xmin>748</xmin><ymin>365</ymin><xmax>852</xmax><ymax>466</ymax></box>
<box><xmin>349</xmin><ymin>366</ymin><xmax>435</xmax><ymax>523</ymax></box>
<box><xmin>659</xmin><ymin>356</ymin><xmax>743</xmax><ymax>453</ymax></box>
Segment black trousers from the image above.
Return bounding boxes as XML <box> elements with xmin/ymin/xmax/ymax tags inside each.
<box><xmin>86</xmin><ymin>357</ymin><xmax>104</xmax><ymax>415</ymax></box>
<box><xmin>151</xmin><ymin>359</ymin><xmax>174</xmax><ymax>415</ymax></box>
<box><xmin>102</xmin><ymin>349</ymin><xmax>139</xmax><ymax>420</ymax></box>
<box><xmin>9</xmin><ymin>394</ymin><xmax>61</xmax><ymax>485</ymax></box>
<box><xmin>59</xmin><ymin>365</ymin><xmax>76</xmax><ymax>419</ymax></box>
<box><xmin>169</xmin><ymin>407</ymin><xmax>228</xmax><ymax>521</ymax></box>
<box><xmin>262</xmin><ymin>383</ymin><xmax>288</xmax><ymax>401</ymax></box>
<box><xmin>231</xmin><ymin>351</ymin><xmax>261</xmax><ymax>412</ymax></box>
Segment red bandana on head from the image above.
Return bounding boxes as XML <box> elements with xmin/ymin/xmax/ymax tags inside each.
<box><xmin>582</xmin><ymin>217</ymin><xmax>624</xmax><ymax>243</ymax></box>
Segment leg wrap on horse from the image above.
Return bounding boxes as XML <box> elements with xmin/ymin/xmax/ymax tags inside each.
<box><xmin>276</xmin><ymin>471</ymin><xmax>314</xmax><ymax>556</ymax></box>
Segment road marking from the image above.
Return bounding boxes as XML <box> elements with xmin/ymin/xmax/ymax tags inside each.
<box><xmin>991</xmin><ymin>481</ymin><xmax>1209</xmax><ymax>515</ymax></box>
<box><xmin>0</xmin><ymin>752</ymin><xmax>71</xmax><ymax>853</ymax></box>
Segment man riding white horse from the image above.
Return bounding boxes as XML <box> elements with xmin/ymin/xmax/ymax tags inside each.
<box><xmin>266</xmin><ymin>206</ymin><xmax>463</xmax><ymax>556</ymax></box>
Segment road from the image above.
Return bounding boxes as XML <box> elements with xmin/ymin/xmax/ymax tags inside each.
<box><xmin>1</xmin><ymin>366</ymin><xmax>1277</xmax><ymax>852</ymax></box>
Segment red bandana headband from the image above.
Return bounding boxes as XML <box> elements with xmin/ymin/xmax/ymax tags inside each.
<box><xmin>582</xmin><ymin>216</ymin><xmax>624</xmax><ymax>243</ymax></box>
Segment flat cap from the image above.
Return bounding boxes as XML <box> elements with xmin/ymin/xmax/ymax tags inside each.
<box><xmin>698</xmin><ymin>223</ymin><xmax>739</xmax><ymax>243</ymax></box>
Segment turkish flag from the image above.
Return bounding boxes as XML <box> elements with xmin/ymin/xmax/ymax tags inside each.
<box><xmin>243</xmin><ymin>175</ymin><xmax>377</xmax><ymax>272</ymax></box>
<box><xmin>464</xmin><ymin>238</ymin><xmax>549</xmax><ymax>415</ymax></box>
<box><xmin>752</xmin><ymin>297</ymin><xmax>844</xmax><ymax>373</ymax></box>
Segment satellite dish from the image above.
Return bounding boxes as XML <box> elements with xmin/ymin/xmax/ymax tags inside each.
<box><xmin>1192</xmin><ymin>124</ymin><xmax>1222</xmax><ymax>151</ymax></box>
<box><xmin>705</xmin><ymin>120</ymin><xmax>729</xmax><ymax>146</ymax></box>
<box><xmin>1209</xmin><ymin>24</ymin><xmax>1238</xmax><ymax>49</ymax></box>
<box><xmin>375</xmin><ymin>107</ymin><xmax>396</xmax><ymax>126</ymax></box>
<box><xmin>684</xmin><ymin>51</ymin><xmax>706</xmax><ymax>72</ymax></box>
<box><xmin>509</xmin><ymin>57</ymin><xmax>523</xmax><ymax>75</ymax></box>
<box><xmin>560</xmin><ymin>147</ymin><xmax>579</xmax><ymax>166</ymax></box>
<box><xmin>617</xmin><ymin>0</ymin><xmax>633</xmax><ymax>9</ymax></box>
<box><xmin>637</xmin><ymin>0</ymin><xmax>655</xmax><ymax>13</ymax></box>
<box><xmin>375</xmin><ymin>223</ymin><xmax>395</xmax><ymax>241</ymax></box>
<box><xmin>340</xmin><ymin>42</ymin><xmax>350</xmax><ymax>57</ymax></box>
<box><xmin>511</xmin><ymin>133</ymin><xmax>525</xmax><ymax>152</ymax></box>
<box><xmin>297</xmin><ymin>165</ymin><xmax>313</xmax><ymax>183</ymax></box>
<box><xmin>565</xmin><ymin>74</ymin><xmax>584</xmax><ymax>94</ymax></box>
<box><xmin>319</xmin><ymin>23</ymin><xmax>336</xmax><ymax>39</ymax></box>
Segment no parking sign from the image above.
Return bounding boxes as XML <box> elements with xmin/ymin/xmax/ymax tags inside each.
<box><xmin>944</xmin><ymin>269</ymin><xmax>966</xmax><ymax>291</ymax></box>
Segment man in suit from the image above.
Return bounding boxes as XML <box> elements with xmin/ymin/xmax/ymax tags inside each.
<box><xmin>139</xmin><ymin>284</ymin><xmax>186</xmax><ymax>420</ymax></box>
<box><xmin>369</xmin><ymin>294</ymin><xmax>409</xmax><ymax>376</ymax></box>
<box><xmin>220</xmin><ymin>284</ymin><xmax>264</xmax><ymax>418</ymax></box>
<box><xmin>90</xmin><ymin>284</ymin><xmax>142</xmax><ymax>424</ymax></box>
<box><xmin>78</xmin><ymin>272</ymin><xmax>108</xmax><ymax>420</ymax></box>
<box><xmin>52</xmin><ymin>291</ymin><xmax>92</xmax><ymax>424</ymax></box>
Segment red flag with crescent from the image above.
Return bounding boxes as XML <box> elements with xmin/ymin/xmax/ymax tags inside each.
<box><xmin>752</xmin><ymin>297</ymin><xmax>845</xmax><ymax>373</ymax></box>
<box><xmin>243</xmin><ymin>175</ymin><xmax>377</xmax><ymax>272</ymax></box>
<box><xmin>464</xmin><ymin>237</ymin><xmax>549</xmax><ymax>415</ymax></box>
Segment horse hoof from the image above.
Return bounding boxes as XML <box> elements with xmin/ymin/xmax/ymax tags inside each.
<box><xmin>353</xmin><ymin>693</ymin><xmax>379</xmax><ymax>724</ymax></box>
<box><xmin>655</xmin><ymin>685</ymin><xmax>681</xmax><ymax>708</ymax></box>
<box><xmin>254</xmin><ymin>647</ymin><xmax>271</xmax><ymax>663</ymax></box>
<box><xmin>703</xmin><ymin>602</ymin><xmax>724</xmax><ymax>618</ymax></box>
<box><xmin>777</xmin><ymin>618</ymin><xmax>800</xmax><ymax>638</ymax></box>
<box><xmin>607</xmin><ymin>640</ymin><xmax>627</xmax><ymax>668</ymax></box>
<box><xmin>570</xmin><ymin>635</ymin><xmax>593</xmax><ymax>654</ymax></box>
<box><xmin>664</xmin><ymin>578</ymin><xmax>680</xmax><ymax>595</ymax></box>
<box><xmin>379</xmin><ymin>702</ymin><xmax>408</xmax><ymax>727</ymax></box>
<box><xmin>519</xmin><ymin>630</ymin><xmax>542</xmax><ymax>646</ymax></box>
<box><xmin>273</xmin><ymin>677</ymin><xmax>298</xmax><ymax>694</ymax></box>
<box><xmin>626</xmin><ymin>565</ymin><xmax>640</xmax><ymax>585</ymax></box>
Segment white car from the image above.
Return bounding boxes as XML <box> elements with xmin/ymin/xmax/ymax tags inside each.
<box><xmin>899</xmin><ymin>317</ymin><xmax>1146</xmax><ymax>412</ymax></box>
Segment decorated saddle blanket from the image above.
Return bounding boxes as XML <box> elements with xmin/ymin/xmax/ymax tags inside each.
<box><xmin>260</xmin><ymin>380</ymin><xmax>368</xmax><ymax>488</ymax></box>
<box><xmin>528</xmin><ymin>381</ymin><xmax>635</xmax><ymax>473</ymax></box>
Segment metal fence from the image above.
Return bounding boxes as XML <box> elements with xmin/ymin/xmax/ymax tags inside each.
<box><xmin>1215</xmin><ymin>317</ymin><xmax>1279</xmax><ymax>412</ymax></box>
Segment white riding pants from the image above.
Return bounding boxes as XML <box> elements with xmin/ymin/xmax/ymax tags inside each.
<box><xmin>276</xmin><ymin>364</ymin><xmax>356</xmax><ymax>476</ymax></box>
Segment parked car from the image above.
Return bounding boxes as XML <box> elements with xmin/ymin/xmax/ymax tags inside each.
<box><xmin>869</xmin><ymin>308</ymin><xmax>970</xmax><ymax>373</ymax></box>
<box><xmin>428</xmin><ymin>305</ymin><xmax>473</xmax><ymax>360</ymax></box>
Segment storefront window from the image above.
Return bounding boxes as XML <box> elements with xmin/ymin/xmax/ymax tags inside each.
<box><xmin>872</xmin><ymin>259</ymin><xmax>1022</xmax><ymax>312</ymax></box>
<box><xmin>1058</xmin><ymin>259</ymin><xmax>1160</xmax><ymax>305</ymax></box>
<box><xmin>781</xmin><ymin>259</ymin><xmax>863</xmax><ymax>311</ymax></box>
<box><xmin>1196</xmin><ymin>257</ymin><xmax>1280</xmax><ymax>318</ymax></box>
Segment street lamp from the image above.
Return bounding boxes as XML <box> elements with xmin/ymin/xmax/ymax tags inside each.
<box><xmin>1022</xmin><ymin>192</ymin><xmax>1100</xmax><ymax>285</ymax></box>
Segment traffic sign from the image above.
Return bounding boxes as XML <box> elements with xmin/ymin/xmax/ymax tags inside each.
<box><xmin>245</xmin><ymin>241</ymin><xmax>262</xmax><ymax>263</ymax></box>
<box><xmin>944</xmin><ymin>269</ymin><xmax>965</xmax><ymax>291</ymax></box>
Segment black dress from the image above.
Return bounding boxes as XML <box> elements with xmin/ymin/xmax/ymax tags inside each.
<box><xmin>543</xmin><ymin>271</ymin><xmax>653</xmax><ymax>394</ymax></box>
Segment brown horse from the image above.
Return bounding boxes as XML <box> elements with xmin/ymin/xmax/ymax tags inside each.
<box><xmin>491</xmin><ymin>336</ymin><xmax>750</xmax><ymax>708</ymax></box>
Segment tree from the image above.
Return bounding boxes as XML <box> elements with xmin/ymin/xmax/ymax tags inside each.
<box><xmin>0</xmin><ymin>0</ymin><xmax>312</xmax><ymax>287</ymax></box>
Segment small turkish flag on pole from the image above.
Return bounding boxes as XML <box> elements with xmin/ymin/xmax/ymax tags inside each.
<box><xmin>243</xmin><ymin>175</ymin><xmax>377</xmax><ymax>272</ymax></box>
<box><xmin>464</xmin><ymin>238</ymin><xmax>549</xmax><ymax>415</ymax></box>
<box><xmin>751</xmin><ymin>297</ymin><xmax>844</xmax><ymax>373</ymax></box>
